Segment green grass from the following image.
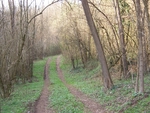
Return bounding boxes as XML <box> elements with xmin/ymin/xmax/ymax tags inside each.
<box><xmin>60</xmin><ymin>56</ymin><xmax>150</xmax><ymax>113</ymax></box>
<box><xmin>49</xmin><ymin>56</ymin><xmax>84</xmax><ymax>113</ymax></box>
<box><xmin>124</xmin><ymin>75</ymin><xmax>150</xmax><ymax>113</ymax></box>
<box><xmin>0</xmin><ymin>58</ymin><xmax>47</xmax><ymax>113</ymax></box>
<box><xmin>2</xmin><ymin>55</ymin><xmax>150</xmax><ymax>113</ymax></box>
<box><xmin>60</xmin><ymin>58</ymin><xmax>103</xmax><ymax>100</ymax></box>
<box><xmin>124</xmin><ymin>95</ymin><xmax>150</xmax><ymax>113</ymax></box>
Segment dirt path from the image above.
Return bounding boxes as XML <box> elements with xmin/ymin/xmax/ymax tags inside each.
<box><xmin>34</xmin><ymin>58</ymin><xmax>54</xmax><ymax>113</ymax></box>
<box><xmin>56</xmin><ymin>56</ymin><xmax>105</xmax><ymax>113</ymax></box>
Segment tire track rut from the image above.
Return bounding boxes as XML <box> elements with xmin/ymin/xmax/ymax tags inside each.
<box><xmin>56</xmin><ymin>56</ymin><xmax>105</xmax><ymax>113</ymax></box>
<box><xmin>34</xmin><ymin>58</ymin><xmax>54</xmax><ymax>113</ymax></box>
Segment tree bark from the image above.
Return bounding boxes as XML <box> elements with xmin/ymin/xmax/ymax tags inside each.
<box><xmin>81</xmin><ymin>0</ymin><xmax>113</xmax><ymax>89</ymax></box>
<box><xmin>143</xmin><ymin>0</ymin><xmax>150</xmax><ymax>72</ymax></box>
<box><xmin>113</xmin><ymin>0</ymin><xmax>128</xmax><ymax>78</ymax></box>
<box><xmin>135</xmin><ymin>0</ymin><xmax>144</xmax><ymax>93</ymax></box>
<box><xmin>143</xmin><ymin>0</ymin><xmax>150</xmax><ymax>41</ymax></box>
<box><xmin>8</xmin><ymin>0</ymin><xmax>15</xmax><ymax>39</ymax></box>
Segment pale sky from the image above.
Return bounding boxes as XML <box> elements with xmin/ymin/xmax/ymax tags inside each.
<box><xmin>0</xmin><ymin>0</ymin><xmax>54</xmax><ymax>9</ymax></box>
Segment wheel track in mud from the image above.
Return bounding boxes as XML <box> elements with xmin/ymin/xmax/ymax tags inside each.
<box><xmin>34</xmin><ymin>58</ymin><xmax>54</xmax><ymax>113</ymax></box>
<box><xmin>56</xmin><ymin>56</ymin><xmax>105</xmax><ymax>113</ymax></box>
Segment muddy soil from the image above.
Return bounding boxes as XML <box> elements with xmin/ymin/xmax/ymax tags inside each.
<box><xmin>34</xmin><ymin>58</ymin><xmax>54</xmax><ymax>113</ymax></box>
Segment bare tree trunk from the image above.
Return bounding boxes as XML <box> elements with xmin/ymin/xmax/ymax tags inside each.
<box><xmin>142</xmin><ymin>34</ymin><xmax>147</xmax><ymax>74</ymax></box>
<box><xmin>87</xmin><ymin>35</ymin><xmax>92</xmax><ymax>59</ymax></box>
<box><xmin>113</xmin><ymin>0</ymin><xmax>128</xmax><ymax>78</ymax></box>
<box><xmin>143</xmin><ymin>0</ymin><xmax>150</xmax><ymax>40</ymax></box>
<box><xmin>135</xmin><ymin>0</ymin><xmax>144</xmax><ymax>93</ymax></box>
<box><xmin>71</xmin><ymin>55</ymin><xmax>75</xmax><ymax>69</ymax></box>
<box><xmin>73</xmin><ymin>21</ymin><xmax>86</xmax><ymax>68</ymax></box>
<box><xmin>143</xmin><ymin>0</ymin><xmax>150</xmax><ymax>72</ymax></box>
<box><xmin>81</xmin><ymin>0</ymin><xmax>113</xmax><ymax>89</ymax></box>
<box><xmin>30</xmin><ymin>0</ymin><xmax>37</xmax><ymax>80</ymax></box>
<box><xmin>8</xmin><ymin>0</ymin><xmax>15</xmax><ymax>39</ymax></box>
<box><xmin>39</xmin><ymin>1</ymin><xmax>45</xmax><ymax>59</ymax></box>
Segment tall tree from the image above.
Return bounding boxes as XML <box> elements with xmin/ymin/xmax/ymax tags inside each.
<box><xmin>113</xmin><ymin>0</ymin><xmax>128</xmax><ymax>78</ymax></box>
<box><xmin>142</xmin><ymin>0</ymin><xmax>150</xmax><ymax>73</ymax></box>
<box><xmin>134</xmin><ymin>0</ymin><xmax>144</xmax><ymax>93</ymax></box>
<box><xmin>81</xmin><ymin>0</ymin><xmax>113</xmax><ymax>89</ymax></box>
<box><xmin>142</xmin><ymin>0</ymin><xmax>150</xmax><ymax>40</ymax></box>
<box><xmin>8</xmin><ymin>0</ymin><xmax>15</xmax><ymax>39</ymax></box>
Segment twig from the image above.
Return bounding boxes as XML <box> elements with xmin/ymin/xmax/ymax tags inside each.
<box><xmin>28</xmin><ymin>0</ymin><xmax>60</xmax><ymax>24</ymax></box>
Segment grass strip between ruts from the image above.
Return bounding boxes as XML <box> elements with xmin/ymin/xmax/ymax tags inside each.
<box><xmin>49</xmin><ymin>56</ymin><xmax>84</xmax><ymax>113</ymax></box>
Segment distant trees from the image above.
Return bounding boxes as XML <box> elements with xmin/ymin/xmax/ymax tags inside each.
<box><xmin>0</xmin><ymin>0</ymin><xmax>60</xmax><ymax>98</ymax></box>
<box><xmin>113</xmin><ymin>0</ymin><xmax>128</xmax><ymax>78</ymax></box>
<box><xmin>59</xmin><ymin>2</ymin><xmax>95</xmax><ymax>69</ymax></box>
<box><xmin>1</xmin><ymin>0</ymin><xmax>150</xmax><ymax>97</ymax></box>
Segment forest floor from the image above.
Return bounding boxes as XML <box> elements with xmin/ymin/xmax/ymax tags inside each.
<box><xmin>1</xmin><ymin>55</ymin><xmax>150</xmax><ymax>113</ymax></box>
<box><xmin>34</xmin><ymin>58</ymin><xmax>54</xmax><ymax>113</ymax></box>
<box><xmin>33</xmin><ymin>56</ymin><xmax>106</xmax><ymax>113</ymax></box>
<box><xmin>56</xmin><ymin>56</ymin><xmax>105</xmax><ymax>113</ymax></box>
<box><xmin>54</xmin><ymin>56</ymin><xmax>150</xmax><ymax>113</ymax></box>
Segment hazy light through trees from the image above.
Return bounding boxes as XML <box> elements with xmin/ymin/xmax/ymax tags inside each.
<box><xmin>0</xmin><ymin>0</ymin><xmax>52</xmax><ymax>9</ymax></box>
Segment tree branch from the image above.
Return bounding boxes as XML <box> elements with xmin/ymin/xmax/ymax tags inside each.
<box><xmin>88</xmin><ymin>1</ymin><xmax>120</xmax><ymax>49</ymax></box>
<box><xmin>28</xmin><ymin>0</ymin><xmax>60</xmax><ymax>24</ymax></box>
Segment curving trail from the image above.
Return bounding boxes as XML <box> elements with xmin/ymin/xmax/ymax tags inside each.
<box><xmin>56</xmin><ymin>56</ymin><xmax>105</xmax><ymax>113</ymax></box>
<box><xmin>34</xmin><ymin>58</ymin><xmax>54</xmax><ymax>113</ymax></box>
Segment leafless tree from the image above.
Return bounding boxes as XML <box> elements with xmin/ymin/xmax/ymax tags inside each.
<box><xmin>134</xmin><ymin>0</ymin><xmax>144</xmax><ymax>93</ymax></box>
<box><xmin>113</xmin><ymin>0</ymin><xmax>128</xmax><ymax>78</ymax></box>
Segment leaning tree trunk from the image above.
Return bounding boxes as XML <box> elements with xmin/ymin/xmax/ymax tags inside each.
<box><xmin>81</xmin><ymin>0</ymin><xmax>113</xmax><ymax>89</ymax></box>
<box><xmin>135</xmin><ymin>0</ymin><xmax>144</xmax><ymax>93</ymax></box>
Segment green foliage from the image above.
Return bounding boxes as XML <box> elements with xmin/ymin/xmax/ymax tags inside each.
<box><xmin>49</xmin><ymin>56</ymin><xmax>84</xmax><ymax>113</ymax></box>
<box><xmin>119</xmin><ymin>0</ymin><xmax>131</xmax><ymax>14</ymax></box>
<box><xmin>0</xmin><ymin>58</ymin><xmax>47</xmax><ymax>113</ymax></box>
<box><xmin>124</xmin><ymin>96</ymin><xmax>150</xmax><ymax>113</ymax></box>
<box><xmin>124</xmin><ymin>75</ymin><xmax>150</xmax><ymax>113</ymax></box>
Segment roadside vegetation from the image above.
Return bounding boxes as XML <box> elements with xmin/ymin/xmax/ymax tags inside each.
<box><xmin>1</xmin><ymin>0</ymin><xmax>150</xmax><ymax>112</ymax></box>
<box><xmin>0</xmin><ymin>59</ymin><xmax>47</xmax><ymax>113</ymax></box>
<box><xmin>60</xmin><ymin>57</ymin><xmax>150</xmax><ymax>113</ymax></box>
<box><xmin>1</xmin><ymin>55</ymin><xmax>150</xmax><ymax>113</ymax></box>
<box><xmin>49</xmin><ymin>56</ymin><xmax>85</xmax><ymax>113</ymax></box>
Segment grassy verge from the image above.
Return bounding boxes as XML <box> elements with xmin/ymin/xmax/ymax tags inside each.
<box><xmin>49</xmin><ymin>56</ymin><xmax>84</xmax><ymax>113</ymax></box>
<box><xmin>0</xmin><ymin>58</ymin><xmax>47</xmax><ymax>113</ymax></box>
<box><xmin>60</xmin><ymin>56</ymin><xmax>150</xmax><ymax>113</ymax></box>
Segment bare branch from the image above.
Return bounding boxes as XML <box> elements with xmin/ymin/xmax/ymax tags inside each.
<box><xmin>88</xmin><ymin>1</ymin><xmax>120</xmax><ymax>50</ymax></box>
<box><xmin>64</xmin><ymin>0</ymin><xmax>73</xmax><ymax>10</ymax></box>
<box><xmin>28</xmin><ymin>0</ymin><xmax>60</xmax><ymax>24</ymax></box>
<box><xmin>88</xmin><ymin>1</ymin><xmax>115</xmax><ymax>32</ymax></box>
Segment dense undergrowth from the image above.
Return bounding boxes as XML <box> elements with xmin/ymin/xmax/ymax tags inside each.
<box><xmin>60</xmin><ymin>56</ymin><xmax>150</xmax><ymax>113</ymax></box>
<box><xmin>49</xmin><ymin>56</ymin><xmax>84</xmax><ymax>113</ymax></box>
<box><xmin>0</xmin><ymin>58</ymin><xmax>47</xmax><ymax>113</ymax></box>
